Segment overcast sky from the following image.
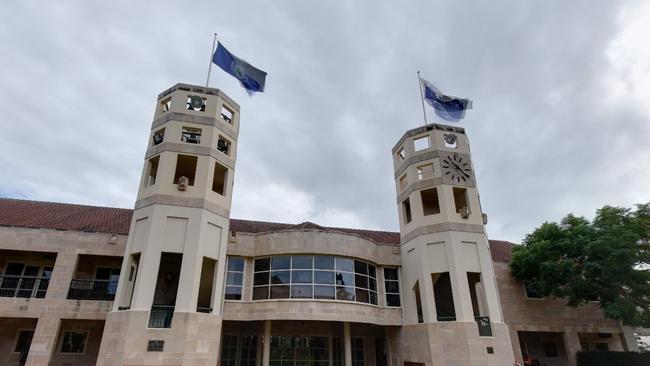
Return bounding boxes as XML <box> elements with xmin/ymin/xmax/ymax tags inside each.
<box><xmin>0</xmin><ymin>1</ymin><xmax>649</xmax><ymax>243</ymax></box>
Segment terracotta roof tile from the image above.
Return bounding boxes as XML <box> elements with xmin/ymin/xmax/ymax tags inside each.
<box><xmin>0</xmin><ymin>198</ymin><xmax>517</xmax><ymax>259</ymax></box>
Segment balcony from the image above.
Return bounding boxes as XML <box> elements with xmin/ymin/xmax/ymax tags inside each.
<box><xmin>149</xmin><ymin>305</ymin><xmax>174</xmax><ymax>328</ymax></box>
<box><xmin>475</xmin><ymin>316</ymin><xmax>492</xmax><ymax>337</ymax></box>
<box><xmin>0</xmin><ymin>250</ymin><xmax>56</xmax><ymax>299</ymax></box>
<box><xmin>67</xmin><ymin>279</ymin><xmax>118</xmax><ymax>301</ymax></box>
<box><xmin>0</xmin><ymin>275</ymin><xmax>50</xmax><ymax>298</ymax></box>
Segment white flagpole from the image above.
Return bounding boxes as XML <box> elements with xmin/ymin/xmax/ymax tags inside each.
<box><xmin>417</xmin><ymin>71</ymin><xmax>428</xmax><ymax>126</ymax></box>
<box><xmin>205</xmin><ymin>33</ymin><xmax>218</xmax><ymax>87</ymax></box>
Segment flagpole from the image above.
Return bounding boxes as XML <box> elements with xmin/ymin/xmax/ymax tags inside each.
<box><xmin>417</xmin><ymin>71</ymin><xmax>428</xmax><ymax>126</ymax></box>
<box><xmin>205</xmin><ymin>33</ymin><xmax>218</xmax><ymax>87</ymax></box>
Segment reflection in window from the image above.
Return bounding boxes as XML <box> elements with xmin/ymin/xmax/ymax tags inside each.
<box><xmin>252</xmin><ymin>255</ymin><xmax>377</xmax><ymax>305</ymax></box>
<box><xmin>225</xmin><ymin>257</ymin><xmax>244</xmax><ymax>300</ymax></box>
<box><xmin>384</xmin><ymin>268</ymin><xmax>401</xmax><ymax>307</ymax></box>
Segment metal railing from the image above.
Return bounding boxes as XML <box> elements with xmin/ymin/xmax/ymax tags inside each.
<box><xmin>0</xmin><ymin>275</ymin><xmax>49</xmax><ymax>298</ymax></box>
<box><xmin>475</xmin><ymin>316</ymin><xmax>492</xmax><ymax>337</ymax></box>
<box><xmin>67</xmin><ymin>279</ymin><xmax>118</xmax><ymax>301</ymax></box>
<box><xmin>149</xmin><ymin>305</ymin><xmax>175</xmax><ymax>328</ymax></box>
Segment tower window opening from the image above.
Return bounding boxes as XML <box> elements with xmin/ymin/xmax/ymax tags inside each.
<box><xmin>212</xmin><ymin>162</ymin><xmax>228</xmax><ymax>195</ymax></box>
<box><xmin>397</xmin><ymin>147</ymin><xmax>406</xmax><ymax>161</ymax></box>
<box><xmin>433</xmin><ymin>272</ymin><xmax>456</xmax><ymax>321</ymax></box>
<box><xmin>398</xmin><ymin>174</ymin><xmax>407</xmax><ymax>191</ymax></box>
<box><xmin>186</xmin><ymin>95</ymin><xmax>206</xmax><ymax>112</ymax></box>
<box><xmin>420</xmin><ymin>188</ymin><xmax>440</xmax><ymax>215</ymax></box>
<box><xmin>417</xmin><ymin>164</ymin><xmax>433</xmax><ymax>180</ymax></box>
<box><xmin>414</xmin><ymin>281</ymin><xmax>423</xmax><ymax>323</ymax></box>
<box><xmin>197</xmin><ymin>257</ymin><xmax>217</xmax><ymax>311</ymax></box>
<box><xmin>453</xmin><ymin>187</ymin><xmax>470</xmax><ymax>218</ymax></box>
<box><xmin>160</xmin><ymin>98</ymin><xmax>171</xmax><ymax>113</ymax></box>
<box><xmin>152</xmin><ymin>128</ymin><xmax>165</xmax><ymax>146</ymax></box>
<box><xmin>221</xmin><ymin>105</ymin><xmax>234</xmax><ymax>123</ymax></box>
<box><xmin>413</xmin><ymin>135</ymin><xmax>430</xmax><ymax>151</ymax></box>
<box><xmin>146</xmin><ymin>156</ymin><xmax>160</xmax><ymax>187</ymax></box>
<box><xmin>402</xmin><ymin>198</ymin><xmax>412</xmax><ymax>224</ymax></box>
<box><xmin>217</xmin><ymin>136</ymin><xmax>231</xmax><ymax>155</ymax></box>
<box><xmin>181</xmin><ymin>127</ymin><xmax>202</xmax><ymax>144</ymax></box>
<box><xmin>467</xmin><ymin>272</ymin><xmax>485</xmax><ymax>317</ymax></box>
<box><xmin>173</xmin><ymin>155</ymin><xmax>198</xmax><ymax>186</ymax></box>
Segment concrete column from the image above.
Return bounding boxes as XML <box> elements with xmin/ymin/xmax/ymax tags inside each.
<box><xmin>344</xmin><ymin>322</ymin><xmax>352</xmax><ymax>366</ymax></box>
<box><xmin>562</xmin><ymin>331</ymin><xmax>582</xmax><ymax>366</ymax></box>
<box><xmin>25</xmin><ymin>316</ymin><xmax>61</xmax><ymax>366</ymax></box>
<box><xmin>262</xmin><ymin>320</ymin><xmax>272</xmax><ymax>366</ymax></box>
<box><xmin>46</xmin><ymin>249</ymin><xmax>76</xmax><ymax>300</ymax></box>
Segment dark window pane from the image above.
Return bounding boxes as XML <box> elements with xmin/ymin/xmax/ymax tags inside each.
<box><xmin>354</xmin><ymin>261</ymin><xmax>368</xmax><ymax>275</ymax></box>
<box><xmin>311</xmin><ymin>337</ymin><xmax>328</xmax><ymax>348</ymax></box>
<box><xmin>271</xmin><ymin>256</ymin><xmax>290</xmax><ymax>270</ymax></box>
<box><xmin>368</xmin><ymin>265</ymin><xmax>376</xmax><ymax>278</ymax></box>
<box><xmin>355</xmin><ymin>275</ymin><xmax>368</xmax><ymax>289</ymax></box>
<box><xmin>386</xmin><ymin>294</ymin><xmax>401</xmax><ymax>307</ymax></box>
<box><xmin>254</xmin><ymin>272</ymin><xmax>269</xmax><ymax>286</ymax></box>
<box><xmin>225</xmin><ymin>286</ymin><xmax>242</xmax><ymax>300</ymax></box>
<box><xmin>314</xmin><ymin>271</ymin><xmax>335</xmax><ymax>284</ymax></box>
<box><xmin>291</xmin><ymin>285</ymin><xmax>313</xmax><ymax>299</ymax></box>
<box><xmin>271</xmin><ymin>271</ymin><xmax>290</xmax><ymax>285</ymax></box>
<box><xmin>270</xmin><ymin>285</ymin><xmax>290</xmax><ymax>299</ymax></box>
<box><xmin>314</xmin><ymin>286</ymin><xmax>335</xmax><ymax>300</ymax></box>
<box><xmin>255</xmin><ymin>258</ymin><xmax>270</xmax><ymax>272</ymax></box>
<box><xmin>226</xmin><ymin>272</ymin><xmax>243</xmax><ymax>286</ymax></box>
<box><xmin>60</xmin><ymin>332</ymin><xmax>86</xmax><ymax>353</ymax></box>
<box><xmin>336</xmin><ymin>286</ymin><xmax>355</xmax><ymax>301</ymax></box>
<box><xmin>385</xmin><ymin>281</ymin><xmax>399</xmax><ymax>293</ymax></box>
<box><xmin>384</xmin><ymin>268</ymin><xmax>398</xmax><ymax>281</ymax></box>
<box><xmin>335</xmin><ymin>272</ymin><xmax>354</xmax><ymax>286</ymax></box>
<box><xmin>543</xmin><ymin>341</ymin><xmax>559</xmax><ymax>357</ymax></box>
<box><xmin>252</xmin><ymin>286</ymin><xmax>269</xmax><ymax>300</ymax></box>
<box><xmin>292</xmin><ymin>270</ymin><xmax>313</xmax><ymax>284</ymax></box>
<box><xmin>335</xmin><ymin>258</ymin><xmax>354</xmax><ymax>272</ymax></box>
<box><xmin>369</xmin><ymin>278</ymin><xmax>377</xmax><ymax>291</ymax></box>
<box><xmin>369</xmin><ymin>291</ymin><xmax>377</xmax><ymax>305</ymax></box>
<box><xmin>228</xmin><ymin>257</ymin><xmax>244</xmax><ymax>272</ymax></box>
<box><xmin>292</xmin><ymin>255</ymin><xmax>313</xmax><ymax>269</ymax></box>
<box><xmin>314</xmin><ymin>256</ymin><xmax>334</xmax><ymax>270</ymax></box>
<box><xmin>355</xmin><ymin>289</ymin><xmax>369</xmax><ymax>303</ymax></box>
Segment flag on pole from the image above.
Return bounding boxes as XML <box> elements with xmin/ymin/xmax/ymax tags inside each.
<box><xmin>420</xmin><ymin>78</ymin><xmax>472</xmax><ymax>122</ymax></box>
<box><xmin>212</xmin><ymin>42</ymin><xmax>267</xmax><ymax>94</ymax></box>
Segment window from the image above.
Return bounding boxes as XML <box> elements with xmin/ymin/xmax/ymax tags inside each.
<box><xmin>417</xmin><ymin>163</ymin><xmax>433</xmax><ymax>180</ymax></box>
<box><xmin>146</xmin><ymin>156</ymin><xmax>159</xmax><ymax>186</ymax></box>
<box><xmin>225</xmin><ymin>257</ymin><xmax>244</xmax><ymax>300</ymax></box>
<box><xmin>453</xmin><ymin>187</ymin><xmax>469</xmax><ymax>217</ymax></box>
<box><xmin>152</xmin><ymin>128</ymin><xmax>165</xmax><ymax>145</ymax></box>
<box><xmin>413</xmin><ymin>135</ymin><xmax>430</xmax><ymax>151</ymax></box>
<box><xmin>398</xmin><ymin>174</ymin><xmax>407</xmax><ymax>191</ymax></box>
<box><xmin>221</xmin><ymin>105</ymin><xmax>234</xmax><ymax>123</ymax></box>
<box><xmin>13</xmin><ymin>330</ymin><xmax>34</xmax><ymax>353</ymax></box>
<box><xmin>352</xmin><ymin>338</ymin><xmax>364</xmax><ymax>366</ymax></box>
<box><xmin>420</xmin><ymin>188</ymin><xmax>440</xmax><ymax>215</ymax></box>
<box><xmin>543</xmin><ymin>341</ymin><xmax>559</xmax><ymax>357</ymax></box>
<box><xmin>217</xmin><ymin>136</ymin><xmax>231</xmax><ymax>155</ymax></box>
<box><xmin>402</xmin><ymin>198</ymin><xmax>412</xmax><ymax>224</ymax></box>
<box><xmin>397</xmin><ymin>147</ymin><xmax>406</xmax><ymax>161</ymax></box>
<box><xmin>239</xmin><ymin>335</ymin><xmax>258</xmax><ymax>366</ymax></box>
<box><xmin>186</xmin><ymin>95</ymin><xmax>206</xmax><ymax>112</ymax></box>
<box><xmin>160</xmin><ymin>98</ymin><xmax>171</xmax><ymax>113</ymax></box>
<box><xmin>523</xmin><ymin>281</ymin><xmax>543</xmax><ymax>299</ymax></box>
<box><xmin>414</xmin><ymin>282</ymin><xmax>423</xmax><ymax>323</ymax></box>
<box><xmin>220</xmin><ymin>335</ymin><xmax>238</xmax><ymax>366</ymax></box>
<box><xmin>270</xmin><ymin>336</ymin><xmax>328</xmax><ymax>366</ymax></box>
<box><xmin>212</xmin><ymin>162</ymin><xmax>228</xmax><ymax>195</ymax></box>
<box><xmin>59</xmin><ymin>331</ymin><xmax>87</xmax><ymax>353</ymax></box>
<box><xmin>173</xmin><ymin>155</ymin><xmax>198</xmax><ymax>186</ymax></box>
<box><xmin>433</xmin><ymin>272</ymin><xmax>456</xmax><ymax>321</ymax></box>
<box><xmin>384</xmin><ymin>268</ymin><xmax>401</xmax><ymax>307</ymax></box>
<box><xmin>181</xmin><ymin>127</ymin><xmax>202</xmax><ymax>144</ymax></box>
<box><xmin>252</xmin><ymin>255</ymin><xmax>377</xmax><ymax>304</ymax></box>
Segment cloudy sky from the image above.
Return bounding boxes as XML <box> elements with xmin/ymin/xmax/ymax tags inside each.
<box><xmin>0</xmin><ymin>1</ymin><xmax>649</xmax><ymax>243</ymax></box>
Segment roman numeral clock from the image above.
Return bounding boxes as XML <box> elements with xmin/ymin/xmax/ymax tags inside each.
<box><xmin>441</xmin><ymin>153</ymin><xmax>474</xmax><ymax>185</ymax></box>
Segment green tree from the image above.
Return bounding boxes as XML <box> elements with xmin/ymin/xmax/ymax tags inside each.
<box><xmin>510</xmin><ymin>203</ymin><xmax>650</xmax><ymax>327</ymax></box>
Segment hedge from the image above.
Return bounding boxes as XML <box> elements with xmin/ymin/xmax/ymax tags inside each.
<box><xmin>576</xmin><ymin>351</ymin><xmax>650</xmax><ymax>366</ymax></box>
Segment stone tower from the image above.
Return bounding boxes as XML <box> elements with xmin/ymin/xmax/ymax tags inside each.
<box><xmin>97</xmin><ymin>83</ymin><xmax>240</xmax><ymax>366</ymax></box>
<box><xmin>390</xmin><ymin>124</ymin><xmax>515</xmax><ymax>365</ymax></box>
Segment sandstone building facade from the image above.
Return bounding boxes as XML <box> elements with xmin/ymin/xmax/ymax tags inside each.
<box><xmin>0</xmin><ymin>84</ymin><xmax>639</xmax><ymax>366</ymax></box>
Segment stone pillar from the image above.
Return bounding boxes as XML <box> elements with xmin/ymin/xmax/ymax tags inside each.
<box><xmin>46</xmin><ymin>249</ymin><xmax>76</xmax><ymax>300</ymax></box>
<box><xmin>25</xmin><ymin>316</ymin><xmax>61</xmax><ymax>366</ymax></box>
<box><xmin>343</xmin><ymin>322</ymin><xmax>352</xmax><ymax>366</ymax></box>
<box><xmin>562</xmin><ymin>331</ymin><xmax>582</xmax><ymax>366</ymax></box>
<box><xmin>262</xmin><ymin>320</ymin><xmax>272</xmax><ymax>366</ymax></box>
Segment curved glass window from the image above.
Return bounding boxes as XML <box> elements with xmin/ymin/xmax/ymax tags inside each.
<box><xmin>252</xmin><ymin>255</ymin><xmax>378</xmax><ymax>305</ymax></box>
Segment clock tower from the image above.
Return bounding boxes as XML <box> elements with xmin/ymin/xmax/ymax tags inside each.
<box><xmin>390</xmin><ymin>124</ymin><xmax>515</xmax><ymax>365</ymax></box>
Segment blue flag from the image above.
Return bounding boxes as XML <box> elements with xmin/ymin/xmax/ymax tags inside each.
<box><xmin>213</xmin><ymin>42</ymin><xmax>267</xmax><ymax>94</ymax></box>
<box><xmin>421</xmin><ymin>78</ymin><xmax>472</xmax><ymax>122</ymax></box>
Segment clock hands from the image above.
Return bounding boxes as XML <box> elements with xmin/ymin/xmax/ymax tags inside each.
<box><xmin>451</xmin><ymin>162</ymin><xmax>471</xmax><ymax>178</ymax></box>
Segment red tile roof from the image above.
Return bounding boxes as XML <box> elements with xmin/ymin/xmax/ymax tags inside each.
<box><xmin>0</xmin><ymin>198</ymin><xmax>517</xmax><ymax>260</ymax></box>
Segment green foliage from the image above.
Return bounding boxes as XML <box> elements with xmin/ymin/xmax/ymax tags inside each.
<box><xmin>577</xmin><ymin>351</ymin><xmax>650</xmax><ymax>366</ymax></box>
<box><xmin>510</xmin><ymin>203</ymin><xmax>650</xmax><ymax>327</ymax></box>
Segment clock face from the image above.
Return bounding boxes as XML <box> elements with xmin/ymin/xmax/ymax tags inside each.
<box><xmin>442</xmin><ymin>153</ymin><xmax>473</xmax><ymax>184</ymax></box>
